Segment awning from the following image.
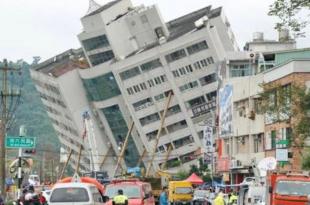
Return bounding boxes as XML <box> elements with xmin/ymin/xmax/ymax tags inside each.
<box><xmin>185</xmin><ymin>173</ymin><xmax>204</xmax><ymax>185</ymax></box>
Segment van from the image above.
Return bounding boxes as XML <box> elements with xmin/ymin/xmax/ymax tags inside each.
<box><xmin>169</xmin><ymin>181</ymin><xmax>193</xmax><ymax>205</ymax></box>
<box><xmin>49</xmin><ymin>182</ymin><xmax>105</xmax><ymax>205</ymax></box>
<box><xmin>104</xmin><ymin>179</ymin><xmax>155</xmax><ymax>205</ymax></box>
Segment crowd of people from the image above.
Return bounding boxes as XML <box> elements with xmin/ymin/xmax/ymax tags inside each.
<box><xmin>16</xmin><ymin>185</ymin><xmax>47</xmax><ymax>205</ymax></box>
<box><xmin>213</xmin><ymin>190</ymin><xmax>238</xmax><ymax>205</ymax></box>
<box><xmin>158</xmin><ymin>186</ymin><xmax>238</xmax><ymax>205</ymax></box>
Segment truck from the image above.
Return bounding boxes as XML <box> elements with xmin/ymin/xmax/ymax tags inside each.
<box><xmin>267</xmin><ymin>171</ymin><xmax>310</xmax><ymax>205</ymax></box>
<box><xmin>169</xmin><ymin>181</ymin><xmax>193</xmax><ymax>205</ymax></box>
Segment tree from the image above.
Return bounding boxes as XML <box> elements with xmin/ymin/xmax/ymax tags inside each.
<box><xmin>268</xmin><ymin>0</ymin><xmax>310</xmax><ymax>38</ymax></box>
<box><xmin>260</xmin><ymin>83</ymin><xmax>310</xmax><ymax>168</ymax></box>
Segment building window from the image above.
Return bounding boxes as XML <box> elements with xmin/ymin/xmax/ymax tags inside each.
<box><xmin>200</xmin><ymin>59</ymin><xmax>208</xmax><ymax>67</ymax></box>
<box><xmin>166</xmin><ymin>120</ymin><xmax>188</xmax><ymax>133</ymax></box>
<box><xmin>127</xmin><ymin>88</ymin><xmax>134</xmax><ymax>95</ymax></box>
<box><xmin>133</xmin><ymin>98</ymin><xmax>154</xmax><ymax>111</ymax></box>
<box><xmin>147</xmin><ymin>79</ymin><xmax>155</xmax><ymax>87</ymax></box>
<box><xmin>152</xmin><ymin>75</ymin><xmax>167</xmax><ymax>86</ymax></box>
<box><xmin>271</xmin><ymin>130</ymin><xmax>276</xmax><ymax>149</ymax></box>
<box><xmin>277</xmin><ymin>127</ymin><xmax>292</xmax><ymax>148</ymax></box>
<box><xmin>179</xmin><ymin>81</ymin><xmax>199</xmax><ymax>92</ymax></box>
<box><xmin>173</xmin><ymin>65</ymin><xmax>193</xmax><ymax>78</ymax></box>
<box><xmin>163</xmin><ymin>105</ymin><xmax>182</xmax><ymax>117</ymax></box>
<box><xmin>154</xmin><ymin>90</ymin><xmax>173</xmax><ymax>102</ymax></box>
<box><xmin>173</xmin><ymin>135</ymin><xmax>194</xmax><ymax>149</ymax></box>
<box><xmin>165</xmin><ymin>49</ymin><xmax>187</xmax><ymax>63</ymax></box>
<box><xmin>133</xmin><ymin>85</ymin><xmax>140</xmax><ymax>93</ymax></box>
<box><xmin>146</xmin><ymin>129</ymin><xmax>167</xmax><ymax>141</ymax></box>
<box><xmin>120</xmin><ymin>67</ymin><xmax>141</xmax><ymax>81</ymax></box>
<box><xmin>254</xmin><ymin>134</ymin><xmax>263</xmax><ymax>153</ymax></box>
<box><xmin>207</xmin><ymin>57</ymin><xmax>214</xmax><ymax>64</ymax></box>
<box><xmin>206</xmin><ymin>91</ymin><xmax>217</xmax><ymax>101</ymax></box>
<box><xmin>140</xmin><ymin>83</ymin><xmax>147</xmax><ymax>90</ymax></box>
<box><xmin>139</xmin><ymin>113</ymin><xmax>160</xmax><ymax>126</ymax></box>
<box><xmin>199</xmin><ymin>73</ymin><xmax>217</xmax><ymax>86</ymax></box>
<box><xmin>82</xmin><ymin>35</ymin><xmax>110</xmax><ymax>51</ymax></box>
<box><xmin>230</xmin><ymin>64</ymin><xmax>252</xmax><ymax>77</ymax></box>
<box><xmin>194</xmin><ymin>57</ymin><xmax>213</xmax><ymax>70</ymax></box>
<box><xmin>186</xmin><ymin>41</ymin><xmax>209</xmax><ymax>55</ymax></box>
<box><xmin>186</xmin><ymin>96</ymin><xmax>206</xmax><ymax>109</ymax></box>
<box><xmin>140</xmin><ymin>59</ymin><xmax>162</xmax><ymax>72</ymax></box>
<box><xmin>179</xmin><ymin>67</ymin><xmax>186</xmax><ymax>75</ymax></box>
<box><xmin>172</xmin><ymin>70</ymin><xmax>180</xmax><ymax>78</ymax></box>
<box><xmin>101</xmin><ymin>105</ymin><xmax>139</xmax><ymax>167</ymax></box>
<box><xmin>194</xmin><ymin>62</ymin><xmax>202</xmax><ymax>70</ymax></box>
<box><xmin>83</xmin><ymin>72</ymin><xmax>121</xmax><ymax>101</ymax></box>
<box><xmin>185</xmin><ymin>65</ymin><xmax>193</xmax><ymax>73</ymax></box>
<box><xmin>88</xmin><ymin>50</ymin><xmax>114</xmax><ymax>66</ymax></box>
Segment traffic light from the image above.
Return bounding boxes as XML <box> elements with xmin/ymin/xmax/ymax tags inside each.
<box><xmin>24</xmin><ymin>149</ymin><xmax>36</xmax><ymax>154</ymax></box>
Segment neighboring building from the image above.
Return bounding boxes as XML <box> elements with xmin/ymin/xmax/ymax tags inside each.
<box><xmin>244</xmin><ymin>31</ymin><xmax>296</xmax><ymax>53</ymax></box>
<box><xmin>263</xmin><ymin>48</ymin><xmax>310</xmax><ymax>171</ymax></box>
<box><xmin>77</xmin><ymin>0</ymin><xmax>240</xmax><ymax>174</ymax></box>
<box><xmin>217</xmin><ymin>51</ymin><xmax>265</xmax><ymax>184</ymax></box>
<box><xmin>216</xmin><ymin>36</ymin><xmax>303</xmax><ymax>184</ymax></box>
<box><xmin>30</xmin><ymin>49</ymin><xmax>118</xmax><ymax>174</ymax></box>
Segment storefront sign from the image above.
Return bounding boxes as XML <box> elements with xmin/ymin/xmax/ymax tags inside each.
<box><xmin>276</xmin><ymin>149</ymin><xmax>288</xmax><ymax>162</ymax></box>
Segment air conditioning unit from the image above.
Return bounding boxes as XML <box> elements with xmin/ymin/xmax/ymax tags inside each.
<box><xmin>230</xmin><ymin>160</ymin><xmax>242</xmax><ymax>169</ymax></box>
<box><xmin>247</xmin><ymin>110</ymin><xmax>256</xmax><ymax>120</ymax></box>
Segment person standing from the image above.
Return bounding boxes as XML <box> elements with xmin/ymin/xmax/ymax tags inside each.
<box><xmin>229</xmin><ymin>191</ymin><xmax>237</xmax><ymax>205</ymax></box>
<box><xmin>0</xmin><ymin>193</ymin><xmax>4</xmax><ymax>205</ymax></box>
<box><xmin>112</xmin><ymin>189</ymin><xmax>128</xmax><ymax>205</ymax></box>
<box><xmin>214</xmin><ymin>192</ymin><xmax>225</xmax><ymax>205</ymax></box>
<box><xmin>159</xmin><ymin>186</ymin><xmax>168</xmax><ymax>205</ymax></box>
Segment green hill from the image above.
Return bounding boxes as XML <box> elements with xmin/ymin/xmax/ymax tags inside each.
<box><xmin>8</xmin><ymin>61</ymin><xmax>59</xmax><ymax>154</ymax></box>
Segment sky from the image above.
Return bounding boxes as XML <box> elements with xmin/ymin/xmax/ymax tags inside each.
<box><xmin>0</xmin><ymin>0</ymin><xmax>309</xmax><ymax>63</ymax></box>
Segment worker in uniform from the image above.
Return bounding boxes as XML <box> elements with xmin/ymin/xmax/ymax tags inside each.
<box><xmin>214</xmin><ymin>192</ymin><xmax>225</xmax><ymax>205</ymax></box>
<box><xmin>229</xmin><ymin>191</ymin><xmax>238</xmax><ymax>205</ymax></box>
<box><xmin>112</xmin><ymin>189</ymin><xmax>128</xmax><ymax>205</ymax></box>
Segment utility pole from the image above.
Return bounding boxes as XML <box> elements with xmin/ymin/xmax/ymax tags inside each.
<box><xmin>0</xmin><ymin>59</ymin><xmax>22</xmax><ymax>196</ymax></box>
<box><xmin>17</xmin><ymin>125</ymin><xmax>26</xmax><ymax>199</ymax></box>
<box><xmin>42</xmin><ymin>152</ymin><xmax>46</xmax><ymax>182</ymax></box>
<box><xmin>51</xmin><ymin>159</ymin><xmax>54</xmax><ymax>183</ymax></box>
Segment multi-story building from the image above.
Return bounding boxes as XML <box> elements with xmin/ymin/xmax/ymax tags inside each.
<box><xmin>30</xmin><ymin>49</ymin><xmax>118</xmax><ymax>174</ymax></box>
<box><xmin>32</xmin><ymin>0</ymin><xmax>240</xmax><ymax>175</ymax></box>
<box><xmin>263</xmin><ymin>48</ymin><xmax>310</xmax><ymax>170</ymax></box>
<box><xmin>77</xmin><ymin>0</ymin><xmax>239</xmax><ymax>174</ymax></box>
<box><xmin>216</xmin><ymin>33</ymin><xmax>300</xmax><ymax>184</ymax></box>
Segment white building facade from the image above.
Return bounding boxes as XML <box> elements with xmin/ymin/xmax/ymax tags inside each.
<box><xmin>32</xmin><ymin>0</ymin><xmax>239</xmax><ymax>175</ymax></box>
<box><xmin>217</xmin><ymin>32</ymin><xmax>298</xmax><ymax>184</ymax></box>
<box><xmin>30</xmin><ymin>49</ymin><xmax>117</xmax><ymax>174</ymax></box>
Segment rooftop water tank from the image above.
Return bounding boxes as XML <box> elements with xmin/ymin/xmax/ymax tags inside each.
<box><xmin>253</xmin><ymin>32</ymin><xmax>264</xmax><ymax>42</ymax></box>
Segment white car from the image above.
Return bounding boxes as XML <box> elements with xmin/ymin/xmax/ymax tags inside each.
<box><xmin>49</xmin><ymin>182</ymin><xmax>105</xmax><ymax>205</ymax></box>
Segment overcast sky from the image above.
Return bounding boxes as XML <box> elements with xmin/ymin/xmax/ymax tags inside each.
<box><xmin>0</xmin><ymin>0</ymin><xmax>309</xmax><ymax>63</ymax></box>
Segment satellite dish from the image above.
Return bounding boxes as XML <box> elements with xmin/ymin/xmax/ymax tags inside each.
<box><xmin>258</xmin><ymin>157</ymin><xmax>277</xmax><ymax>176</ymax></box>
